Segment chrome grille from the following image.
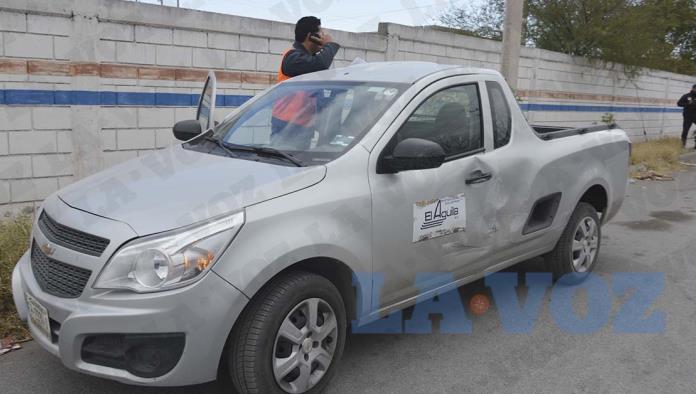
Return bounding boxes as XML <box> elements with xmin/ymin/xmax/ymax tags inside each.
<box><xmin>38</xmin><ymin>211</ymin><xmax>110</xmax><ymax>256</ymax></box>
<box><xmin>31</xmin><ymin>242</ymin><xmax>92</xmax><ymax>298</ymax></box>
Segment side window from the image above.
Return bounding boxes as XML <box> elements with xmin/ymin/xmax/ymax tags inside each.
<box><xmin>395</xmin><ymin>84</ymin><xmax>482</xmax><ymax>157</ymax></box>
<box><xmin>486</xmin><ymin>81</ymin><xmax>512</xmax><ymax>149</ymax></box>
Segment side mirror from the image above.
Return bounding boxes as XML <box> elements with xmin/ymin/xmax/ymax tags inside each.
<box><xmin>173</xmin><ymin>119</ymin><xmax>202</xmax><ymax>141</ymax></box>
<box><xmin>378</xmin><ymin>138</ymin><xmax>446</xmax><ymax>174</ymax></box>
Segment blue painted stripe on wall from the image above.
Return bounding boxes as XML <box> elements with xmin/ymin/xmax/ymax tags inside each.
<box><xmin>0</xmin><ymin>89</ymin><xmax>683</xmax><ymax>113</ymax></box>
<box><xmin>0</xmin><ymin>89</ymin><xmax>253</xmax><ymax>107</ymax></box>
<box><xmin>519</xmin><ymin>103</ymin><xmax>682</xmax><ymax>113</ymax></box>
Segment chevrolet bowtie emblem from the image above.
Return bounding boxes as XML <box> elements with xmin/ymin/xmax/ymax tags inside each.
<box><xmin>41</xmin><ymin>243</ymin><xmax>56</xmax><ymax>256</ymax></box>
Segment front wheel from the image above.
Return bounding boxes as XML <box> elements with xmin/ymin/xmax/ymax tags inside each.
<box><xmin>229</xmin><ymin>271</ymin><xmax>346</xmax><ymax>394</ymax></box>
<box><xmin>545</xmin><ymin>202</ymin><xmax>601</xmax><ymax>283</ymax></box>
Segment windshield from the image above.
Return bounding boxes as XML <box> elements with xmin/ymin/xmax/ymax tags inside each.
<box><xmin>209</xmin><ymin>81</ymin><xmax>406</xmax><ymax>165</ymax></box>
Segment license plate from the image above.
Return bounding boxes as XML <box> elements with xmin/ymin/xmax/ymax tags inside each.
<box><xmin>26</xmin><ymin>294</ymin><xmax>50</xmax><ymax>338</ymax></box>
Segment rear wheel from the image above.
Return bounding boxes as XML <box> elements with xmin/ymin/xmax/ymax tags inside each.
<box><xmin>229</xmin><ymin>271</ymin><xmax>346</xmax><ymax>394</ymax></box>
<box><xmin>545</xmin><ymin>202</ymin><xmax>601</xmax><ymax>283</ymax></box>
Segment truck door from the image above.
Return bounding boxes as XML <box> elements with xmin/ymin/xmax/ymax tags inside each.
<box><xmin>368</xmin><ymin>76</ymin><xmax>499</xmax><ymax>312</ymax></box>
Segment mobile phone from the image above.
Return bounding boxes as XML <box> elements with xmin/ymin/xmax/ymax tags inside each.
<box><xmin>309</xmin><ymin>32</ymin><xmax>322</xmax><ymax>45</ymax></box>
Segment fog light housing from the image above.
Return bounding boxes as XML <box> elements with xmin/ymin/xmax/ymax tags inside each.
<box><xmin>81</xmin><ymin>333</ymin><xmax>185</xmax><ymax>378</ymax></box>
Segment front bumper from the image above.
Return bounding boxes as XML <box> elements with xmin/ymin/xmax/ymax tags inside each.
<box><xmin>12</xmin><ymin>251</ymin><xmax>248</xmax><ymax>386</ymax></box>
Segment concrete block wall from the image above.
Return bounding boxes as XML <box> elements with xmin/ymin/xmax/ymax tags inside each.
<box><xmin>0</xmin><ymin>0</ymin><xmax>694</xmax><ymax>214</ymax></box>
<box><xmin>382</xmin><ymin>24</ymin><xmax>691</xmax><ymax>138</ymax></box>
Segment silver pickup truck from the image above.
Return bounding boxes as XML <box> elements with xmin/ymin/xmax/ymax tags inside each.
<box><xmin>12</xmin><ymin>62</ymin><xmax>629</xmax><ymax>393</ymax></box>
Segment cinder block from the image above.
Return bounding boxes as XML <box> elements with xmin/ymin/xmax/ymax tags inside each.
<box><xmin>57</xmin><ymin>131</ymin><xmax>72</xmax><ymax>153</ymax></box>
<box><xmin>208</xmin><ymin>32</ymin><xmax>239</xmax><ymax>50</ymax></box>
<box><xmin>397</xmin><ymin>40</ymin><xmax>414</xmax><ymax>52</ymax></box>
<box><xmin>58</xmin><ymin>176</ymin><xmax>74</xmax><ymax>189</ymax></box>
<box><xmin>239</xmin><ymin>36</ymin><xmax>269</xmax><ymax>53</ymax></box>
<box><xmin>9</xmin><ymin>131</ymin><xmax>57</xmax><ymax>154</ymax></box>
<box><xmin>0</xmin><ymin>133</ymin><xmax>7</xmax><ymax>155</ymax></box>
<box><xmin>54</xmin><ymin>36</ymin><xmax>72</xmax><ymax>60</ymax></box>
<box><xmin>226</xmin><ymin>51</ymin><xmax>256</xmax><ymax>71</ymax></box>
<box><xmin>99</xmin><ymin>22</ymin><xmax>134</xmax><ymax>41</ymax></box>
<box><xmin>103</xmin><ymin>150</ymin><xmax>138</xmax><ymax>168</ymax></box>
<box><xmin>135</xmin><ymin>26</ymin><xmax>172</xmax><ymax>45</ymax></box>
<box><xmin>428</xmin><ymin>44</ymin><xmax>447</xmax><ymax>57</ymax></box>
<box><xmin>334</xmin><ymin>47</ymin><xmax>345</xmax><ymax>60</ymax></box>
<box><xmin>32</xmin><ymin>154</ymin><xmax>73</xmax><ymax>177</ymax></box>
<box><xmin>365</xmin><ymin>51</ymin><xmax>386</xmax><ymax>62</ymax></box>
<box><xmin>0</xmin><ymin>108</ymin><xmax>31</xmax><ymax>131</ymax></box>
<box><xmin>445</xmin><ymin>46</ymin><xmax>463</xmax><ymax>59</ymax></box>
<box><xmin>27</xmin><ymin>14</ymin><xmax>72</xmax><ymax>36</ymax></box>
<box><xmin>116</xmin><ymin>42</ymin><xmax>156</xmax><ymax>64</ymax></box>
<box><xmin>102</xmin><ymin>129</ymin><xmax>116</xmax><ymax>151</ymax></box>
<box><xmin>10</xmin><ymin>178</ymin><xmax>58</xmax><ymax>203</ymax></box>
<box><xmin>412</xmin><ymin>41</ymin><xmax>430</xmax><ymax>55</ymax></box>
<box><xmin>4</xmin><ymin>32</ymin><xmax>53</xmax><ymax>59</ymax></box>
<box><xmin>138</xmin><ymin>108</ymin><xmax>175</xmax><ymax>128</ymax></box>
<box><xmin>256</xmin><ymin>53</ymin><xmax>281</xmax><ymax>73</ymax></box>
<box><xmin>486</xmin><ymin>52</ymin><xmax>501</xmax><ymax>64</ymax></box>
<box><xmin>33</xmin><ymin>107</ymin><xmax>71</xmax><ymax>130</ymax></box>
<box><xmin>175</xmin><ymin>107</ymin><xmax>196</xmax><ymax>122</ymax></box>
<box><xmin>0</xmin><ymin>11</ymin><xmax>27</xmax><ymax>32</ymax></box>
<box><xmin>193</xmin><ymin>48</ymin><xmax>226</xmax><ymax>69</ymax></box>
<box><xmin>97</xmin><ymin>40</ymin><xmax>116</xmax><ymax>62</ymax></box>
<box><xmin>0</xmin><ymin>155</ymin><xmax>31</xmax><ymax>179</ymax></box>
<box><xmin>344</xmin><ymin>48</ymin><xmax>367</xmax><ymax>61</ymax></box>
<box><xmin>174</xmin><ymin>29</ymin><xmax>207</xmax><ymax>47</ymax></box>
<box><xmin>156</xmin><ymin>45</ymin><xmax>192</xmax><ymax>67</ymax></box>
<box><xmin>360</xmin><ymin>33</ymin><xmax>388</xmax><ymax>52</ymax></box>
<box><xmin>100</xmin><ymin>107</ymin><xmax>138</xmax><ymax>129</ymax></box>
<box><xmin>269</xmin><ymin>39</ymin><xmax>291</xmax><ymax>54</ymax></box>
<box><xmin>0</xmin><ymin>181</ymin><xmax>9</xmax><ymax>204</ymax></box>
<box><xmin>268</xmin><ymin>21</ymin><xmax>294</xmax><ymax>40</ymax></box>
<box><xmin>155</xmin><ymin>128</ymin><xmax>177</xmax><ymax>148</ymax></box>
<box><xmin>117</xmin><ymin>129</ymin><xmax>156</xmax><ymax>150</ymax></box>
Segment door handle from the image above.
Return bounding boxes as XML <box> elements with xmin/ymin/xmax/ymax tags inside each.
<box><xmin>465</xmin><ymin>170</ymin><xmax>493</xmax><ymax>185</ymax></box>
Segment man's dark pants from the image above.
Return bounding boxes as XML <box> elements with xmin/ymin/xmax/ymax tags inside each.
<box><xmin>682</xmin><ymin>116</ymin><xmax>696</xmax><ymax>146</ymax></box>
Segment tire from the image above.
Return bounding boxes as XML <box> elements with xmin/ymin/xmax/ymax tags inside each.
<box><xmin>229</xmin><ymin>271</ymin><xmax>347</xmax><ymax>394</ymax></box>
<box><xmin>544</xmin><ymin>202</ymin><xmax>601</xmax><ymax>284</ymax></box>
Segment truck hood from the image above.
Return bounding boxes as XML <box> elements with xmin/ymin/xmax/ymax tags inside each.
<box><xmin>58</xmin><ymin>145</ymin><xmax>326</xmax><ymax>235</ymax></box>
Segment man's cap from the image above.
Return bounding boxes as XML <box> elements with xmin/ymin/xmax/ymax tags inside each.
<box><xmin>693</xmin><ymin>84</ymin><xmax>696</xmax><ymax>89</ymax></box>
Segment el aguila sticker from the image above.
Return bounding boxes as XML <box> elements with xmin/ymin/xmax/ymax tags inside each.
<box><xmin>413</xmin><ymin>194</ymin><xmax>466</xmax><ymax>242</ymax></box>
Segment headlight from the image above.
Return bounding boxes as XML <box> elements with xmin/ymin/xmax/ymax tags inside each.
<box><xmin>94</xmin><ymin>211</ymin><xmax>244</xmax><ymax>293</ymax></box>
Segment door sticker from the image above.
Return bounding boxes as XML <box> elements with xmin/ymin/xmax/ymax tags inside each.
<box><xmin>413</xmin><ymin>194</ymin><xmax>466</xmax><ymax>242</ymax></box>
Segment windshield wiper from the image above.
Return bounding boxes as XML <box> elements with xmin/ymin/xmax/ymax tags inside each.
<box><xmin>220</xmin><ymin>142</ymin><xmax>304</xmax><ymax>167</ymax></box>
<box><xmin>199</xmin><ymin>131</ymin><xmax>304</xmax><ymax>167</ymax></box>
<box><xmin>202</xmin><ymin>134</ymin><xmax>239</xmax><ymax>159</ymax></box>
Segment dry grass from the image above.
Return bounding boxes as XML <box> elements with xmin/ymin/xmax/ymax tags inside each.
<box><xmin>630</xmin><ymin>137</ymin><xmax>686</xmax><ymax>177</ymax></box>
<box><xmin>0</xmin><ymin>212</ymin><xmax>32</xmax><ymax>340</ymax></box>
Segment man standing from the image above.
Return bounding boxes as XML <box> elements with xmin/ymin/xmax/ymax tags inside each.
<box><xmin>271</xmin><ymin>16</ymin><xmax>340</xmax><ymax>146</ymax></box>
<box><xmin>678</xmin><ymin>84</ymin><xmax>696</xmax><ymax>148</ymax></box>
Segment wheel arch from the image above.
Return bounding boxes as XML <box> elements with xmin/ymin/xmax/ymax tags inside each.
<box><xmin>578</xmin><ymin>184</ymin><xmax>609</xmax><ymax>218</ymax></box>
<box><xmin>217</xmin><ymin>256</ymin><xmax>359</xmax><ymax>379</ymax></box>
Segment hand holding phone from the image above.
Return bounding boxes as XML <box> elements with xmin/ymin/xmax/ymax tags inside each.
<box><xmin>309</xmin><ymin>32</ymin><xmax>323</xmax><ymax>45</ymax></box>
<box><xmin>309</xmin><ymin>30</ymin><xmax>333</xmax><ymax>46</ymax></box>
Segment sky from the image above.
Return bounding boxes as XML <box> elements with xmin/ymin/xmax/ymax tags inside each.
<box><xmin>130</xmin><ymin>0</ymin><xmax>471</xmax><ymax>32</ymax></box>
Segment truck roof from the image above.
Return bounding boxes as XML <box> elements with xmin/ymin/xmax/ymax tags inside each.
<box><xmin>288</xmin><ymin>61</ymin><xmax>502</xmax><ymax>84</ymax></box>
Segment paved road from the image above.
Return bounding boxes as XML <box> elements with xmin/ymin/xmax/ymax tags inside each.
<box><xmin>3</xmin><ymin>169</ymin><xmax>696</xmax><ymax>394</ymax></box>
